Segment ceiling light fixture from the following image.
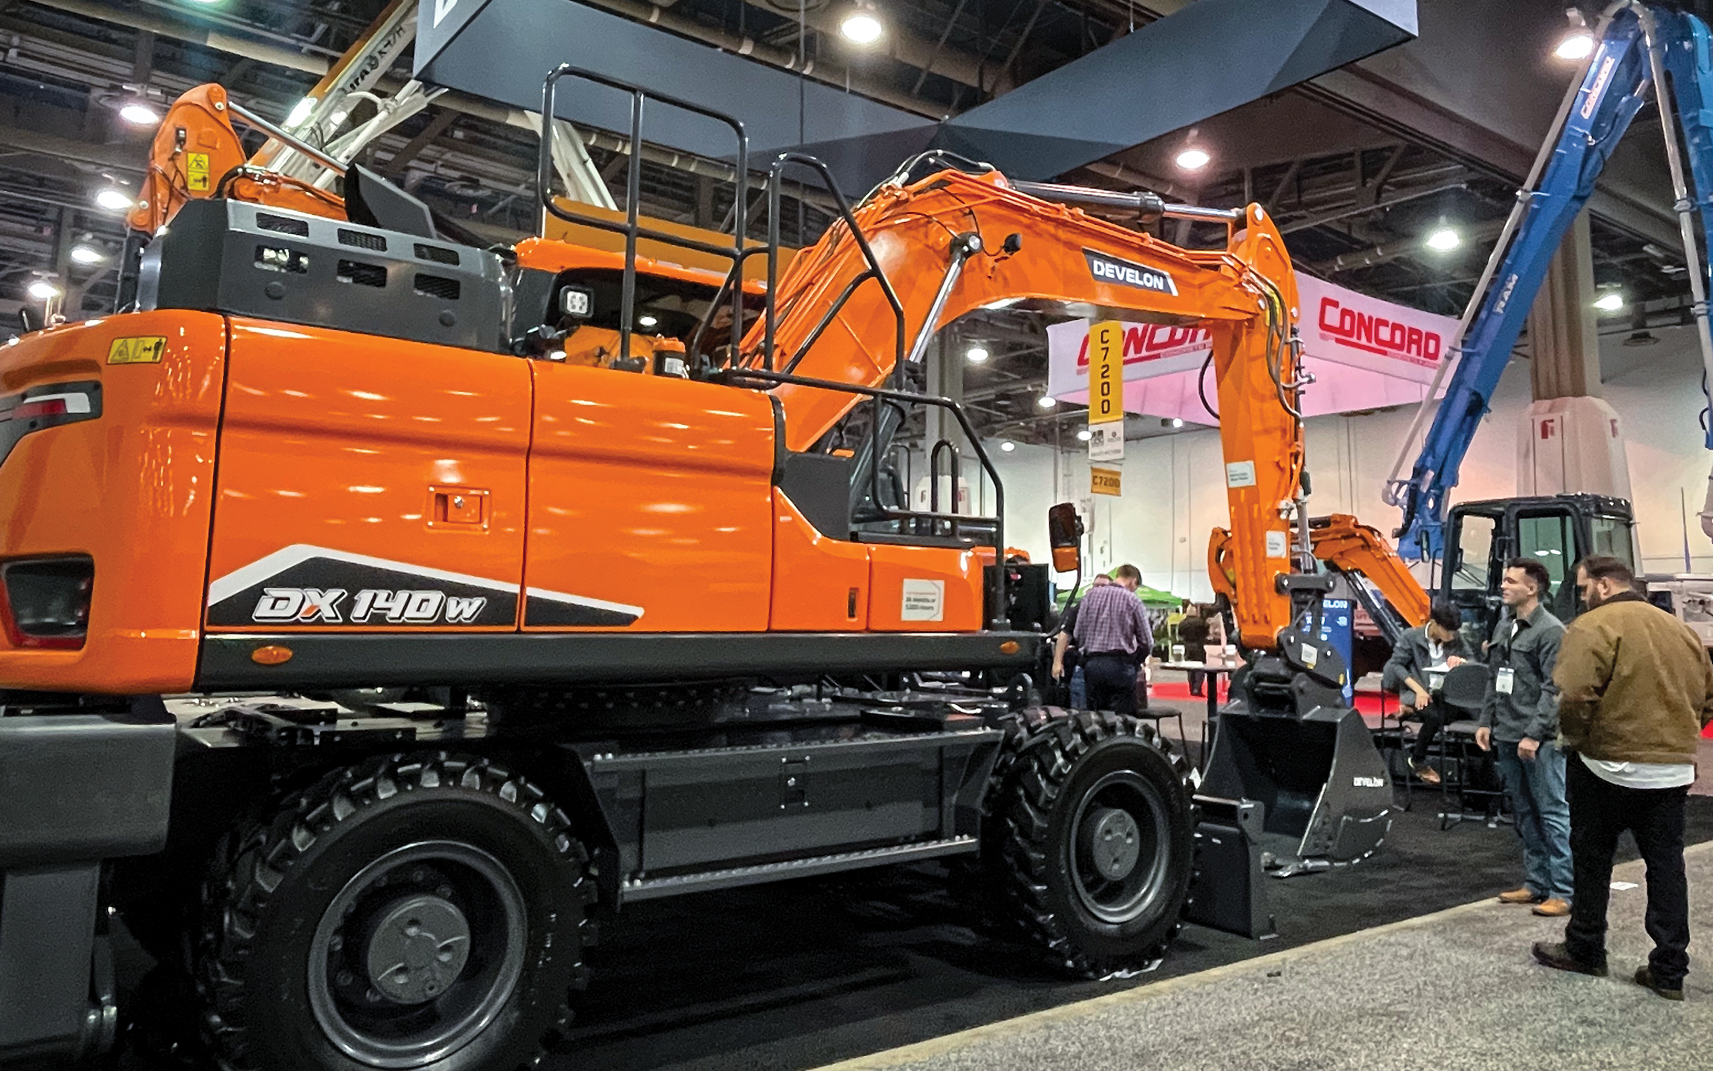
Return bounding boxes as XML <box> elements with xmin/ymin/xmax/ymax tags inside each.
<box><xmin>1175</xmin><ymin>147</ymin><xmax>1210</xmax><ymax>171</ymax></box>
<box><xmin>94</xmin><ymin>188</ymin><xmax>133</xmax><ymax>212</ymax></box>
<box><xmin>840</xmin><ymin>2</ymin><xmax>885</xmax><ymax>45</ymax></box>
<box><xmin>1172</xmin><ymin>417</ymin><xmax>1184</xmax><ymax>428</ymax></box>
<box><xmin>1077</xmin><ymin>428</ymin><xmax>1093</xmax><ymax>442</ymax></box>
<box><xmin>1594</xmin><ymin>291</ymin><xmax>1624</xmax><ymax>313</ymax></box>
<box><xmin>70</xmin><ymin>245</ymin><xmax>106</xmax><ymax>265</ymax></box>
<box><xmin>638</xmin><ymin>314</ymin><xmax>658</xmax><ymax>328</ymax></box>
<box><xmin>965</xmin><ymin>344</ymin><xmax>989</xmax><ymax>363</ymax></box>
<box><xmin>1037</xmin><ymin>395</ymin><xmax>1056</xmax><ymax>409</ymax></box>
<box><xmin>1555</xmin><ymin>7</ymin><xmax>1595</xmax><ymax>60</ymax></box>
<box><xmin>1175</xmin><ymin>126</ymin><xmax>1210</xmax><ymax>171</ymax></box>
<box><xmin>1425</xmin><ymin>226</ymin><xmax>1461</xmax><ymax>252</ymax></box>
<box><xmin>285</xmin><ymin>96</ymin><xmax>317</xmax><ymax>129</ymax></box>
<box><xmin>26</xmin><ymin>279</ymin><xmax>61</xmax><ymax>301</ymax></box>
<box><xmin>119</xmin><ymin>101</ymin><xmax>160</xmax><ymax>126</ymax></box>
<box><xmin>1000</xmin><ymin>440</ymin><xmax>1016</xmax><ymax>452</ymax></box>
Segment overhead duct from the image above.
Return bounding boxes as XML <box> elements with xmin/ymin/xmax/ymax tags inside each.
<box><xmin>417</xmin><ymin>0</ymin><xmax>1415</xmax><ymax>192</ymax></box>
<box><xmin>417</xmin><ymin>0</ymin><xmax>938</xmax><ymax>194</ymax></box>
<box><xmin>936</xmin><ymin>0</ymin><xmax>1417</xmax><ymax>180</ymax></box>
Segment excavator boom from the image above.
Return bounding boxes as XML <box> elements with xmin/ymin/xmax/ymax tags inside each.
<box><xmin>737</xmin><ymin>164</ymin><xmax>1304</xmax><ymax>649</ymax></box>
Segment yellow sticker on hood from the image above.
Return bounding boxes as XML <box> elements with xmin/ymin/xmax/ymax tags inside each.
<box><xmin>108</xmin><ymin>336</ymin><xmax>166</xmax><ymax>364</ymax></box>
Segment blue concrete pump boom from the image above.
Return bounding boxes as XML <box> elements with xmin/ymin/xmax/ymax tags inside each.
<box><xmin>1384</xmin><ymin>3</ymin><xmax>1713</xmax><ymax>561</ymax></box>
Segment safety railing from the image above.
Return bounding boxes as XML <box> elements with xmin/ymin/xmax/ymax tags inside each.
<box><xmin>535</xmin><ymin>67</ymin><xmax>1007</xmax><ymax>626</ymax></box>
<box><xmin>725</xmin><ymin>367</ymin><xmax>1004</xmax><ymax>545</ymax></box>
<box><xmin>537</xmin><ymin>65</ymin><xmax>753</xmax><ymax>368</ymax></box>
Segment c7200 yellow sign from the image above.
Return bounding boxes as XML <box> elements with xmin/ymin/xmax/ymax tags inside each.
<box><xmin>1088</xmin><ymin>320</ymin><xmax>1123</xmax><ymax>425</ymax></box>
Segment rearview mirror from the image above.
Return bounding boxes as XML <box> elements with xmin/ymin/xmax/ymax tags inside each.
<box><xmin>1047</xmin><ymin>502</ymin><xmax>1083</xmax><ymax>574</ymax></box>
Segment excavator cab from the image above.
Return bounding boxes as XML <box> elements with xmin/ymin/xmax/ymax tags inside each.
<box><xmin>1440</xmin><ymin>494</ymin><xmax>1636</xmax><ymax>644</ymax></box>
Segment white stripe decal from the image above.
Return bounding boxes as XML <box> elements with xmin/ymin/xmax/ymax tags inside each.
<box><xmin>207</xmin><ymin>544</ymin><xmax>644</xmax><ymax>621</ymax></box>
<box><xmin>526</xmin><ymin>587</ymin><xmax>646</xmax><ymax>620</ymax></box>
<box><xmin>208</xmin><ymin>544</ymin><xmax>522</xmax><ymax>605</ymax></box>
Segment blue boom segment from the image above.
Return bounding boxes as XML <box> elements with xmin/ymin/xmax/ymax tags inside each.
<box><xmin>1388</xmin><ymin>8</ymin><xmax>1661</xmax><ymax>561</ymax></box>
<box><xmin>1661</xmin><ymin>7</ymin><xmax>1713</xmax><ymax>452</ymax></box>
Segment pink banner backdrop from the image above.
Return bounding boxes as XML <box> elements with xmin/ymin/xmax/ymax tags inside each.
<box><xmin>1045</xmin><ymin>273</ymin><xmax>1458</xmax><ymax>424</ymax></box>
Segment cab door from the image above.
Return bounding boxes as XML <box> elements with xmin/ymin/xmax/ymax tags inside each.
<box><xmin>522</xmin><ymin>363</ymin><xmax>776</xmax><ymax>631</ymax></box>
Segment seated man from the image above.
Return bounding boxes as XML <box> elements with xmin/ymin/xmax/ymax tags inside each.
<box><xmin>1381</xmin><ymin>600</ymin><xmax>1471</xmax><ymax>785</ymax></box>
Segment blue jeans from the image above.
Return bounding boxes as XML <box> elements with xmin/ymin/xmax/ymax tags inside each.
<box><xmin>1494</xmin><ymin>738</ymin><xmax>1573</xmax><ymax>901</ymax></box>
<box><xmin>1069</xmin><ymin>665</ymin><xmax>1087</xmax><ymax>709</ymax></box>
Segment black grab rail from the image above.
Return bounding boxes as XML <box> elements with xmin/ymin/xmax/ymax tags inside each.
<box><xmin>538</xmin><ymin>66</ymin><xmax>753</xmax><ymax>366</ymax></box>
<box><xmin>723</xmin><ymin>365</ymin><xmax>1008</xmax><ymax>627</ymax></box>
<box><xmin>534</xmin><ymin>66</ymin><xmax>1008</xmax><ymax>628</ymax></box>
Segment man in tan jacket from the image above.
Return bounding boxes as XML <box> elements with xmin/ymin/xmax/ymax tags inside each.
<box><xmin>1531</xmin><ymin>556</ymin><xmax>1713</xmax><ymax>1000</ymax></box>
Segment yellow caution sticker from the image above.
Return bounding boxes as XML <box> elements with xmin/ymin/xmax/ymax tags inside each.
<box><xmin>188</xmin><ymin>152</ymin><xmax>210</xmax><ymax>192</ymax></box>
<box><xmin>107</xmin><ymin>336</ymin><xmax>167</xmax><ymax>365</ymax></box>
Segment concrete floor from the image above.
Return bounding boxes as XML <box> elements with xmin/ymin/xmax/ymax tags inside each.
<box><xmin>808</xmin><ymin>842</ymin><xmax>1713</xmax><ymax>1071</ymax></box>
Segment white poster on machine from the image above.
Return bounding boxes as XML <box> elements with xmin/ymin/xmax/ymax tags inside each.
<box><xmin>1045</xmin><ymin>273</ymin><xmax>1459</xmax><ymax>423</ymax></box>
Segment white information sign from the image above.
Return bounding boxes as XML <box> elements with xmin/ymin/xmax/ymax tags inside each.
<box><xmin>900</xmin><ymin>579</ymin><xmax>945</xmax><ymax>622</ymax></box>
<box><xmin>1088</xmin><ymin>423</ymin><xmax>1125</xmax><ymax>463</ymax></box>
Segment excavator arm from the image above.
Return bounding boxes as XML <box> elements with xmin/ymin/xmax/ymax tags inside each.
<box><xmin>1307</xmin><ymin>515</ymin><xmax>1431</xmax><ymax>628</ymax></box>
<box><xmin>741</xmin><ymin>164</ymin><xmax>1303</xmax><ymax>649</ymax></box>
<box><xmin>1207</xmin><ymin>515</ymin><xmax>1430</xmax><ymax>638</ymax></box>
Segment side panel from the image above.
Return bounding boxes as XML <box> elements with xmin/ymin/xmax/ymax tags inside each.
<box><xmin>770</xmin><ymin>490</ymin><xmax>869</xmax><ymax>630</ymax></box>
<box><xmin>0</xmin><ymin>312</ymin><xmax>225</xmax><ymax>692</ymax></box>
<box><xmin>206</xmin><ymin>320</ymin><xmax>532</xmax><ymax>631</ymax></box>
<box><xmin>524</xmin><ymin>364</ymin><xmax>775</xmax><ymax>631</ymax></box>
<box><xmin>866</xmin><ymin>544</ymin><xmax>984</xmax><ymax>632</ymax></box>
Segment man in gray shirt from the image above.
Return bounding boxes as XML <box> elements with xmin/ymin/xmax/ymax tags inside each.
<box><xmin>1382</xmin><ymin>600</ymin><xmax>1473</xmax><ymax>785</ymax></box>
<box><xmin>1476</xmin><ymin>557</ymin><xmax>1570</xmax><ymax>917</ymax></box>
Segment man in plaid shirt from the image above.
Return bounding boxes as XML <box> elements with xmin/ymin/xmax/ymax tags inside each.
<box><xmin>1071</xmin><ymin>564</ymin><xmax>1154</xmax><ymax>713</ymax></box>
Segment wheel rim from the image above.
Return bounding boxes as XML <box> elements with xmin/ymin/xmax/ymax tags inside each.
<box><xmin>307</xmin><ymin>841</ymin><xmax>527</xmax><ymax>1069</ymax></box>
<box><xmin>1067</xmin><ymin>769</ymin><xmax>1172</xmax><ymax>926</ymax></box>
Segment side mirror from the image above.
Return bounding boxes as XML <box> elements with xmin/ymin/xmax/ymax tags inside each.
<box><xmin>1047</xmin><ymin>502</ymin><xmax>1083</xmax><ymax>574</ymax></box>
<box><xmin>560</xmin><ymin>285</ymin><xmax>594</xmax><ymax>320</ymax></box>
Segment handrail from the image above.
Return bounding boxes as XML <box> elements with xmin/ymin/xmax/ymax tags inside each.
<box><xmin>538</xmin><ymin>66</ymin><xmax>750</xmax><ymax>364</ymax></box>
<box><xmin>686</xmin><ymin>245</ymin><xmax>771</xmax><ymax>370</ymax></box>
<box><xmin>929</xmin><ymin>438</ymin><xmax>962</xmax><ymax>540</ymax></box>
<box><xmin>764</xmin><ymin>153</ymin><xmax>905</xmax><ymax>381</ymax></box>
<box><xmin>723</xmin><ymin>365</ymin><xmax>1008</xmax><ymax>628</ymax></box>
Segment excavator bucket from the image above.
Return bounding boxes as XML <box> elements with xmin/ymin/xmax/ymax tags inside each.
<box><xmin>1199</xmin><ymin>627</ymin><xmax>1392</xmax><ymax>873</ymax></box>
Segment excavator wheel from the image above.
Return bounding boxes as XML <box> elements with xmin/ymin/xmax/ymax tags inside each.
<box><xmin>192</xmin><ymin>752</ymin><xmax>596</xmax><ymax>1071</ymax></box>
<box><xmin>987</xmin><ymin>709</ymin><xmax>1196</xmax><ymax>976</ymax></box>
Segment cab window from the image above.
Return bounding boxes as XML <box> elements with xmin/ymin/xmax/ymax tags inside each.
<box><xmin>1518</xmin><ymin>512</ymin><xmax>1575</xmax><ymax>618</ymax></box>
<box><xmin>1450</xmin><ymin>514</ymin><xmax>1497</xmax><ymax>591</ymax></box>
<box><xmin>1590</xmin><ymin>516</ymin><xmax>1636</xmax><ymax>571</ymax></box>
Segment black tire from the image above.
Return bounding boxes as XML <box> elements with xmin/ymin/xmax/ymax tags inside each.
<box><xmin>989</xmin><ymin>709</ymin><xmax>1196</xmax><ymax>975</ymax></box>
<box><xmin>194</xmin><ymin>752</ymin><xmax>595</xmax><ymax>1071</ymax></box>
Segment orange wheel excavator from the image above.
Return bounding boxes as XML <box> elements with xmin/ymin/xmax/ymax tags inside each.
<box><xmin>0</xmin><ymin>68</ymin><xmax>1373</xmax><ymax>1070</ymax></box>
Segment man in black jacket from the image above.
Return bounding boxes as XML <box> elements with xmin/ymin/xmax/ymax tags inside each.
<box><xmin>1382</xmin><ymin>600</ymin><xmax>1472</xmax><ymax>785</ymax></box>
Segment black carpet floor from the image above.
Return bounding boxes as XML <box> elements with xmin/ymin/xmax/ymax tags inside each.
<box><xmin>551</xmin><ymin>792</ymin><xmax>1713</xmax><ymax>1071</ymax></box>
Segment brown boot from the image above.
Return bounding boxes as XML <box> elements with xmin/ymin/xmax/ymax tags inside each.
<box><xmin>1415</xmin><ymin>764</ymin><xmax>1441</xmax><ymax>786</ymax></box>
<box><xmin>1532</xmin><ymin>898</ymin><xmax>1571</xmax><ymax>917</ymax></box>
<box><xmin>1498</xmin><ymin>887</ymin><xmax>1544</xmax><ymax>904</ymax></box>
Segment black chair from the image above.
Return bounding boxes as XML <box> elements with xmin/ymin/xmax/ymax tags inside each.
<box><xmin>1433</xmin><ymin>663</ymin><xmax>1508</xmax><ymax>830</ymax></box>
<box><xmin>1133</xmin><ymin>673</ymin><xmax>1190</xmax><ymax>758</ymax></box>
